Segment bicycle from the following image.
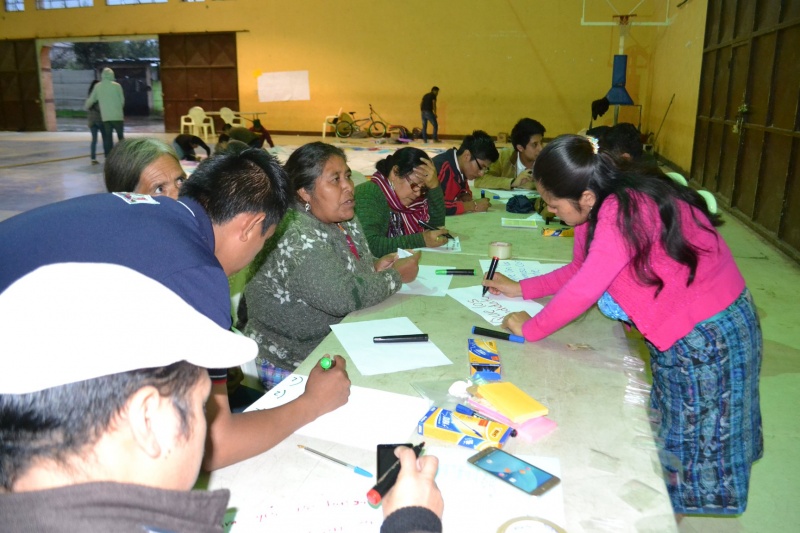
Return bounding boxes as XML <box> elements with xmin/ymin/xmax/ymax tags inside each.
<box><xmin>335</xmin><ymin>104</ymin><xmax>388</xmax><ymax>138</ymax></box>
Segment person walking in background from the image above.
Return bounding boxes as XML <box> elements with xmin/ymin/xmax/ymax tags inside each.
<box><xmin>420</xmin><ymin>86</ymin><xmax>440</xmax><ymax>143</ymax></box>
<box><xmin>85</xmin><ymin>67</ymin><xmax>125</xmax><ymax>157</ymax></box>
<box><xmin>86</xmin><ymin>80</ymin><xmax>106</xmax><ymax>165</ymax></box>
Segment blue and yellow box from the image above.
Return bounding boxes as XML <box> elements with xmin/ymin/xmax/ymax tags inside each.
<box><xmin>417</xmin><ymin>406</ymin><xmax>513</xmax><ymax>450</ymax></box>
<box><xmin>468</xmin><ymin>339</ymin><xmax>502</xmax><ymax>382</ymax></box>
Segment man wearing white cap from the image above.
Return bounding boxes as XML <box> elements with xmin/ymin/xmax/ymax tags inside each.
<box><xmin>0</xmin><ymin>264</ymin><xmax>444</xmax><ymax>532</ymax></box>
<box><xmin>0</xmin><ymin>148</ymin><xmax>350</xmax><ymax>471</ymax></box>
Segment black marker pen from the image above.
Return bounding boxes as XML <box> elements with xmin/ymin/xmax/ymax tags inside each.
<box><xmin>373</xmin><ymin>334</ymin><xmax>429</xmax><ymax>343</ymax></box>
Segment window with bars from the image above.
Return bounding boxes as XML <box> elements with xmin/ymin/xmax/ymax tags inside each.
<box><xmin>36</xmin><ymin>0</ymin><xmax>93</xmax><ymax>8</ymax></box>
<box><xmin>5</xmin><ymin>0</ymin><xmax>25</xmax><ymax>10</ymax></box>
<box><xmin>106</xmin><ymin>0</ymin><xmax>167</xmax><ymax>5</ymax></box>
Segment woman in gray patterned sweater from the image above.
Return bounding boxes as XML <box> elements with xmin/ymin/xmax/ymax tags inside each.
<box><xmin>243</xmin><ymin>142</ymin><xmax>421</xmax><ymax>390</ymax></box>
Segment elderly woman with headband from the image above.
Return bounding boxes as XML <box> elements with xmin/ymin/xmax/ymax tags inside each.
<box><xmin>242</xmin><ymin>142</ymin><xmax>420</xmax><ymax>389</ymax></box>
<box><xmin>354</xmin><ymin>147</ymin><xmax>449</xmax><ymax>257</ymax></box>
<box><xmin>484</xmin><ymin>134</ymin><xmax>763</xmax><ymax>516</ymax></box>
<box><xmin>104</xmin><ymin>138</ymin><xmax>187</xmax><ymax>199</ymax></box>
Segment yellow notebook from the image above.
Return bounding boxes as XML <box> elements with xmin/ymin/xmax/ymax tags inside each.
<box><xmin>475</xmin><ymin>382</ymin><xmax>548</xmax><ymax>423</ymax></box>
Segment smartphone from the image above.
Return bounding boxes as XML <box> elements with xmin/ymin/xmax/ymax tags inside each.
<box><xmin>377</xmin><ymin>443</ymin><xmax>412</xmax><ymax>479</ymax></box>
<box><xmin>468</xmin><ymin>447</ymin><xmax>560</xmax><ymax>496</ymax></box>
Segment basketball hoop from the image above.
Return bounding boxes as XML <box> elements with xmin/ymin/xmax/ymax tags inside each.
<box><xmin>613</xmin><ymin>14</ymin><xmax>637</xmax><ymax>38</ymax></box>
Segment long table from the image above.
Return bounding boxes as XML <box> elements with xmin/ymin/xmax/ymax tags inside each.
<box><xmin>206</xmin><ymin>206</ymin><xmax>678</xmax><ymax>532</ymax></box>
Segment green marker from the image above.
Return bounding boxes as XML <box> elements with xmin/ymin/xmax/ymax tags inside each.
<box><xmin>320</xmin><ymin>356</ymin><xmax>335</xmax><ymax>370</ymax></box>
<box><xmin>435</xmin><ymin>269</ymin><xmax>475</xmax><ymax>276</ymax></box>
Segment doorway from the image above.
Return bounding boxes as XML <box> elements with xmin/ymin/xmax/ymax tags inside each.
<box><xmin>691</xmin><ymin>1</ymin><xmax>800</xmax><ymax>260</ymax></box>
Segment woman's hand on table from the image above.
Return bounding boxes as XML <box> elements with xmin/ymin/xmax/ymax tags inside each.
<box><xmin>502</xmin><ymin>311</ymin><xmax>530</xmax><ymax>337</ymax></box>
<box><xmin>413</xmin><ymin>158</ymin><xmax>439</xmax><ymax>190</ymax></box>
<box><xmin>464</xmin><ymin>197</ymin><xmax>491</xmax><ymax>213</ymax></box>
<box><xmin>423</xmin><ymin>228</ymin><xmax>451</xmax><ymax>248</ymax></box>
<box><xmin>375</xmin><ymin>252</ymin><xmax>399</xmax><ymax>272</ymax></box>
<box><xmin>382</xmin><ymin>446</ymin><xmax>443</xmax><ymax>521</ymax></box>
<box><xmin>304</xmin><ymin>355</ymin><xmax>351</xmax><ymax>418</ymax></box>
<box><xmin>482</xmin><ymin>272</ymin><xmax>522</xmax><ymax>298</ymax></box>
<box><xmin>392</xmin><ymin>251</ymin><xmax>421</xmax><ymax>283</ymax></box>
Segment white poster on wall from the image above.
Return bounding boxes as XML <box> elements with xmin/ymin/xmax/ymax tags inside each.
<box><xmin>257</xmin><ymin>70</ymin><xmax>310</xmax><ymax>102</ymax></box>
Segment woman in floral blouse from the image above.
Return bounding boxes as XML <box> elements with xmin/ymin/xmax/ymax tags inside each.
<box><xmin>243</xmin><ymin>142</ymin><xmax>420</xmax><ymax>390</ymax></box>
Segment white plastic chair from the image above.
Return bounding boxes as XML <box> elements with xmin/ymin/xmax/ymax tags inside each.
<box><xmin>179</xmin><ymin>113</ymin><xmax>194</xmax><ymax>135</ymax></box>
<box><xmin>219</xmin><ymin>107</ymin><xmax>244</xmax><ymax>128</ymax></box>
<box><xmin>188</xmin><ymin>106</ymin><xmax>215</xmax><ymax>141</ymax></box>
<box><xmin>322</xmin><ymin>107</ymin><xmax>342</xmax><ymax>138</ymax></box>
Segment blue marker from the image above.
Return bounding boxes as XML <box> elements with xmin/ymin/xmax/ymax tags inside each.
<box><xmin>472</xmin><ymin>325</ymin><xmax>525</xmax><ymax>344</ymax></box>
<box><xmin>298</xmin><ymin>445</ymin><xmax>372</xmax><ymax>478</ymax></box>
<box><xmin>481</xmin><ymin>190</ymin><xmax>485</xmax><ymax>199</ymax></box>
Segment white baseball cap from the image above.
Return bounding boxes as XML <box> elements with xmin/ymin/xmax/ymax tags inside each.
<box><xmin>0</xmin><ymin>262</ymin><xmax>258</xmax><ymax>394</ymax></box>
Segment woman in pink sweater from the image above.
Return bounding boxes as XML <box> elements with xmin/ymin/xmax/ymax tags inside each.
<box><xmin>484</xmin><ymin>135</ymin><xmax>762</xmax><ymax>515</ymax></box>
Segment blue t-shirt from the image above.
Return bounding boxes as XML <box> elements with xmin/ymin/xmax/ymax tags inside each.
<box><xmin>0</xmin><ymin>193</ymin><xmax>231</xmax><ymax>379</ymax></box>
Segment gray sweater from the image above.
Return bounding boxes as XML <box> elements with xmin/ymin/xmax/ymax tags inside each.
<box><xmin>244</xmin><ymin>207</ymin><xmax>401</xmax><ymax>371</ymax></box>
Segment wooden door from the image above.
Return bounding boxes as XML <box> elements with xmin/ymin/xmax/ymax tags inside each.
<box><xmin>692</xmin><ymin>1</ymin><xmax>800</xmax><ymax>260</ymax></box>
<box><xmin>0</xmin><ymin>40</ymin><xmax>45</xmax><ymax>132</ymax></box>
<box><xmin>159</xmin><ymin>33</ymin><xmax>239</xmax><ymax>133</ymax></box>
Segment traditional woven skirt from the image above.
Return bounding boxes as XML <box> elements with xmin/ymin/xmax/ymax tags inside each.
<box><xmin>647</xmin><ymin>288</ymin><xmax>763</xmax><ymax>514</ymax></box>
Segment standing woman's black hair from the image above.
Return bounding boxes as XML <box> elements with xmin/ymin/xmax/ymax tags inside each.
<box><xmin>375</xmin><ymin>147</ymin><xmax>429</xmax><ymax>178</ymax></box>
<box><xmin>533</xmin><ymin>134</ymin><xmax>721</xmax><ymax>294</ymax></box>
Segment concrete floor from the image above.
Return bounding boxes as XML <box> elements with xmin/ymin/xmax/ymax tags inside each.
<box><xmin>0</xmin><ymin>125</ymin><xmax>797</xmax><ymax>532</ymax></box>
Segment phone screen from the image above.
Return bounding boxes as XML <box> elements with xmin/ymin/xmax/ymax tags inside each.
<box><xmin>469</xmin><ymin>448</ymin><xmax>559</xmax><ymax>495</ymax></box>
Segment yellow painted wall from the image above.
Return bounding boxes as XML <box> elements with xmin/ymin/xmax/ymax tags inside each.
<box><xmin>2</xmin><ymin>0</ymin><xmax>701</xmax><ymax>153</ymax></box>
<box><xmin>645</xmin><ymin>0</ymin><xmax>708</xmax><ymax>172</ymax></box>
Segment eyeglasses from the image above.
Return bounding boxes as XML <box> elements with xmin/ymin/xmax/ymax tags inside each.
<box><xmin>403</xmin><ymin>174</ymin><xmax>429</xmax><ymax>196</ymax></box>
<box><xmin>472</xmin><ymin>157</ymin><xmax>489</xmax><ymax>175</ymax></box>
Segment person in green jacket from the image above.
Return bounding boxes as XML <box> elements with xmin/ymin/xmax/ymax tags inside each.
<box><xmin>354</xmin><ymin>147</ymin><xmax>450</xmax><ymax>257</ymax></box>
<box><xmin>474</xmin><ymin>118</ymin><xmax>545</xmax><ymax>191</ymax></box>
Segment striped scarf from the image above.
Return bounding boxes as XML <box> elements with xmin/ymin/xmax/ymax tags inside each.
<box><xmin>370</xmin><ymin>171</ymin><xmax>430</xmax><ymax>237</ymax></box>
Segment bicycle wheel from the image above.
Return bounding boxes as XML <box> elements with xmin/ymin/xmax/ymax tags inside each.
<box><xmin>336</xmin><ymin>121</ymin><xmax>354</xmax><ymax>138</ymax></box>
<box><xmin>369</xmin><ymin>121</ymin><xmax>387</xmax><ymax>138</ymax></box>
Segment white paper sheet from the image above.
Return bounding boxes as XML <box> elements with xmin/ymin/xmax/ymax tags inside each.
<box><xmin>396</xmin><ymin>247</ymin><xmax>414</xmax><ymax>258</ymax></box>
<box><xmin>221</xmin><ymin>446</ymin><xmax>564</xmax><ymax>533</ymax></box>
<box><xmin>430</xmin><ymin>447</ymin><xmax>566</xmax><ymax>531</ymax></box>
<box><xmin>446</xmin><ymin>286</ymin><xmax>544</xmax><ymax>326</ymax></box>
<box><xmin>257</xmin><ymin>70</ymin><xmax>310</xmax><ymax>102</ymax></box>
<box><xmin>246</xmin><ymin>376</ymin><xmax>429</xmax><ymax>450</ymax></box>
<box><xmin>330</xmin><ymin>317</ymin><xmax>452</xmax><ymax>376</ymax></box>
<box><xmin>477</xmin><ymin>188</ymin><xmax>520</xmax><ymax>199</ymax></box>
<box><xmin>479</xmin><ymin>259</ymin><xmax>568</xmax><ymax>281</ymax></box>
<box><xmin>398</xmin><ymin>265</ymin><xmax>455</xmax><ymax>297</ymax></box>
<box><xmin>416</xmin><ymin>235</ymin><xmax>461</xmax><ymax>253</ymax></box>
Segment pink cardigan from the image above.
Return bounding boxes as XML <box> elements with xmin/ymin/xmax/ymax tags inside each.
<box><xmin>520</xmin><ymin>195</ymin><xmax>745</xmax><ymax>350</ymax></box>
